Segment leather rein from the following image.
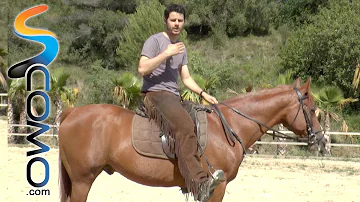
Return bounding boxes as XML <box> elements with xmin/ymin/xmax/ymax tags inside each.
<box><xmin>211</xmin><ymin>87</ymin><xmax>324</xmax><ymax>157</ymax></box>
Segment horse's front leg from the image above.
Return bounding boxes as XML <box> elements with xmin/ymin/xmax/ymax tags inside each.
<box><xmin>207</xmin><ymin>182</ymin><xmax>227</xmax><ymax>202</ymax></box>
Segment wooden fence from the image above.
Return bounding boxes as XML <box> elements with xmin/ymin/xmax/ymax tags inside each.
<box><xmin>7</xmin><ymin>124</ymin><xmax>360</xmax><ymax>148</ymax></box>
<box><xmin>260</xmin><ymin>131</ymin><xmax>360</xmax><ymax>148</ymax></box>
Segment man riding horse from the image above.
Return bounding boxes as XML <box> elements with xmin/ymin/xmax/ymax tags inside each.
<box><xmin>138</xmin><ymin>4</ymin><xmax>225</xmax><ymax>201</ymax></box>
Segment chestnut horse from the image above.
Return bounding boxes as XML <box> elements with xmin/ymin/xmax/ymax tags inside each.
<box><xmin>58</xmin><ymin>78</ymin><xmax>324</xmax><ymax>202</ymax></box>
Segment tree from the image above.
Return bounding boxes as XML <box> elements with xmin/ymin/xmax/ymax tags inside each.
<box><xmin>49</xmin><ymin>71</ymin><xmax>70</xmax><ymax>127</ymax></box>
<box><xmin>61</xmin><ymin>87</ymin><xmax>79</xmax><ymax>108</ymax></box>
<box><xmin>77</xmin><ymin>60</ymin><xmax>114</xmax><ymax>106</ymax></box>
<box><xmin>180</xmin><ymin>74</ymin><xmax>207</xmax><ymax>104</ymax></box>
<box><xmin>0</xmin><ymin>48</ymin><xmax>7</xmax><ymax>91</ymax></box>
<box><xmin>280</xmin><ymin>0</ymin><xmax>360</xmax><ymax>99</ymax></box>
<box><xmin>6</xmin><ymin>79</ymin><xmax>15</xmax><ymax>135</ymax></box>
<box><xmin>0</xmin><ymin>48</ymin><xmax>7</xmax><ymax>118</ymax></box>
<box><xmin>65</xmin><ymin>8</ymin><xmax>127</xmax><ymax>69</ymax></box>
<box><xmin>112</xmin><ymin>72</ymin><xmax>141</xmax><ymax>109</ymax></box>
<box><xmin>313</xmin><ymin>86</ymin><xmax>358</xmax><ymax>155</ymax></box>
<box><xmin>116</xmin><ymin>0</ymin><xmax>187</xmax><ymax>70</ymax></box>
<box><xmin>180</xmin><ymin>74</ymin><xmax>219</xmax><ymax>105</ymax></box>
<box><xmin>275</xmin><ymin>0</ymin><xmax>329</xmax><ymax>27</ymax></box>
<box><xmin>186</xmin><ymin>0</ymin><xmax>278</xmax><ymax>38</ymax></box>
<box><xmin>68</xmin><ymin>0</ymin><xmax>140</xmax><ymax>13</ymax></box>
<box><xmin>7</xmin><ymin>78</ymin><xmax>26</xmax><ymax>143</ymax></box>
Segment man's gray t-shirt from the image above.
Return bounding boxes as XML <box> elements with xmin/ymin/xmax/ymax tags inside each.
<box><xmin>140</xmin><ymin>32</ymin><xmax>188</xmax><ymax>96</ymax></box>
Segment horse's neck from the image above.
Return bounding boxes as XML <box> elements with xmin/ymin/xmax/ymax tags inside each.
<box><xmin>224</xmin><ymin>89</ymin><xmax>294</xmax><ymax>147</ymax></box>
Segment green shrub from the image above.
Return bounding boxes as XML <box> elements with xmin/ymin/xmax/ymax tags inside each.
<box><xmin>77</xmin><ymin>60</ymin><xmax>114</xmax><ymax>105</ymax></box>
<box><xmin>275</xmin><ymin>0</ymin><xmax>329</xmax><ymax>27</ymax></box>
<box><xmin>186</xmin><ymin>0</ymin><xmax>278</xmax><ymax>37</ymax></box>
<box><xmin>280</xmin><ymin>0</ymin><xmax>360</xmax><ymax>98</ymax></box>
<box><xmin>116</xmin><ymin>0</ymin><xmax>188</xmax><ymax>70</ymax></box>
<box><xmin>65</xmin><ymin>9</ymin><xmax>126</xmax><ymax>69</ymax></box>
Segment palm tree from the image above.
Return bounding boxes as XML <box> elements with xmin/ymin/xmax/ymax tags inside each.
<box><xmin>112</xmin><ymin>72</ymin><xmax>141</xmax><ymax>109</ymax></box>
<box><xmin>313</xmin><ymin>86</ymin><xmax>358</xmax><ymax>155</ymax></box>
<box><xmin>180</xmin><ymin>74</ymin><xmax>219</xmax><ymax>105</ymax></box>
<box><xmin>0</xmin><ymin>48</ymin><xmax>7</xmax><ymax>91</ymax></box>
<box><xmin>61</xmin><ymin>87</ymin><xmax>79</xmax><ymax>107</ymax></box>
<box><xmin>49</xmin><ymin>71</ymin><xmax>70</xmax><ymax>127</ymax></box>
<box><xmin>0</xmin><ymin>48</ymin><xmax>15</xmax><ymax>136</ymax></box>
<box><xmin>6</xmin><ymin>81</ymin><xmax>14</xmax><ymax>134</ymax></box>
<box><xmin>0</xmin><ymin>69</ymin><xmax>6</xmax><ymax>91</ymax></box>
<box><xmin>0</xmin><ymin>48</ymin><xmax>8</xmax><ymax>117</ymax></box>
<box><xmin>8</xmin><ymin>78</ymin><xmax>27</xmax><ymax>143</ymax></box>
<box><xmin>181</xmin><ymin>74</ymin><xmax>207</xmax><ymax>104</ymax></box>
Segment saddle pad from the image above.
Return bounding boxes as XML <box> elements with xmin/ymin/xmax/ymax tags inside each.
<box><xmin>131</xmin><ymin>111</ymin><xmax>208</xmax><ymax>160</ymax></box>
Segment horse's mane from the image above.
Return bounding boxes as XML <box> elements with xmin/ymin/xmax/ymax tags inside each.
<box><xmin>224</xmin><ymin>84</ymin><xmax>293</xmax><ymax>103</ymax></box>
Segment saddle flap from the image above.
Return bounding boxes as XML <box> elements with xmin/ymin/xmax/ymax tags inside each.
<box><xmin>131</xmin><ymin>110</ymin><xmax>208</xmax><ymax>160</ymax></box>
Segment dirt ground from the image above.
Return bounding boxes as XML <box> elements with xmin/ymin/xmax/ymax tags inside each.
<box><xmin>1</xmin><ymin>119</ymin><xmax>360</xmax><ymax>202</ymax></box>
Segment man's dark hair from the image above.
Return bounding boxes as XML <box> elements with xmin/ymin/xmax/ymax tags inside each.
<box><xmin>164</xmin><ymin>4</ymin><xmax>186</xmax><ymax>20</ymax></box>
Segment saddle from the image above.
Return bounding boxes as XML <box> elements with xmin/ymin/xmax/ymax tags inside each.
<box><xmin>131</xmin><ymin>101</ymin><xmax>210</xmax><ymax>160</ymax></box>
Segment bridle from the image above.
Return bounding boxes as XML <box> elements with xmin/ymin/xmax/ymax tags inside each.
<box><xmin>290</xmin><ymin>87</ymin><xmax>324</xmax><ymax>144</ymax></box>
<box><xmin>212</xmin><ymin>87</ymin><xmax>324</xmax><ymax>148</ymax></box>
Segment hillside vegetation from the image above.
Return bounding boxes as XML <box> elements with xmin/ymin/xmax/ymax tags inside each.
<box><xmin>1</xmin><ymin>0</ymin><xmax>359</xmax><ymax>137</ymax></box>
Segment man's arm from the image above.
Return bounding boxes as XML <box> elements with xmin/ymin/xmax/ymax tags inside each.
<box><xmin>138</xmin><ymin>53</ymin><xmax>169</xmax><ymax>77</ymax></box>
<box><xmin>138</xmin><ymin>42</ymin><xmax>185</xmax><ymax>76</ymax></box>
<box><xmin>180</xmin><ymin>65</ymin><xmax>218</xmax><ymax>104</ymax></box>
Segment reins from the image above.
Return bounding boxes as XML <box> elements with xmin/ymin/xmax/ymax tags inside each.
<box><xmin>211</xmin><ymin>87</ymin><xmax>325</xmax><ymax>153</ymax></box>
<box><xmin>218</xmin><ymin>102</ymin><xmax>300</xmax><ymax>141</ymax></box>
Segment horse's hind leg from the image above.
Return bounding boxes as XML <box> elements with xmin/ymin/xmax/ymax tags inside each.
<box><xmin>207</xmin><ymin>182</ymin><xmax>227</xmax><ymax>202</ymax></box>
<box><xmin>69</xmin><ymin>170</ymin><xmax>97</xmax><ymax>202</ymax></box>
<box><xmin>70</xmin><ymin>180</ymin><xmax>92</xmax><ymax>202</ymax></box>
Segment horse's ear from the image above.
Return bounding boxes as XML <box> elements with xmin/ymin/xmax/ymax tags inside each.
<box><xmin>294</xmin><ymin>77</ymin><xmax>302</xmax><ymax>88</ymax></box>
<box><xmin>303</xmin><ymin>77</ymin><xmax>311</xmax><ymax>92</ymax></box>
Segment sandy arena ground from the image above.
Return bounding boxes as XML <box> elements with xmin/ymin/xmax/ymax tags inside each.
<box><xmin>1</xmin><ymin>119</ymin><xmax>360</xmax><ymax>202</ymax></box>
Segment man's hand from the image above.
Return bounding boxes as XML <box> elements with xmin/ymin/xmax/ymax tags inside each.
<box><xmin>165</xmin><ymin>42</ymin><xmax>185</xmax><ymax>57</ymax></box>
<box><xmin>202</xmin><ymin>92</ymin><xmax>218</xmax><ymax>104</ymax></box>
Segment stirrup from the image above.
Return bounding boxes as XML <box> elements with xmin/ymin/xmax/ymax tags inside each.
<box><xmin>210</xmin><ymin>169</ymin><xmax>226</xmax><ymax>184</ymax></box>
<box><xmin>198</xmin><ymin>170</ymin><xmax>226</xmax><ymax>202</ymax></box>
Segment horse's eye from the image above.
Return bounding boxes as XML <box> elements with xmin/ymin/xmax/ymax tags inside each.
<box><xmin>310</xmin><ymin>108</ymin><xmax>316</xmax><ymax>114</ymax></box>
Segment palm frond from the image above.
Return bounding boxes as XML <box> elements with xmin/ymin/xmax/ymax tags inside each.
<box><xmin>353</xmin><ymin>63</ymin><xmax>360</xmax><ymax>93</ymax></box>
<box><xmin>329</xmin><ymin>111</ymin><xmax>341</xmax><ymax>122</ymax></box>
<box><xmin>8</xmin><ymin>78</ymin><xmax>26</xmax><ymax>98</ymax></box>
<box><xmin>61</xmin><ymin>87</ymin><xmax>79</xmax><ymax>107</ymax></box>
<box><xmin>112</xmin><ymin>72</ymin><xmax>141</xmax><ymax>108</ymax></box>
<box><xmin>181</xmin><ymin>89</ymin><xmax>201</xmax><ymax>104</ymax></box>
<box><xmin>0</xmin><ymin>71</ymin><xmax>7</xmax><ymax>90</ymax></box>
<box><xmin>338</xmin><ymin>97</ymin><xmax>358</xmax><ymax>110</ymax></box>
<box><xmin>56</xmin><ymin>73</ymin><xmax>70</xmax><ymax>88</ymax></box>
<box><xmin>51</xmin><ymin>72</ymin><xmax>70</xmax><ymax>89</ymax></box>
<box><xmin>226</xmin><ymin>88</ymin><xmax>240</xmax><ymax>95</ymax></box>
<box><xmin>317</xmin><ymin>86</ymin><xmax>344</xmax><ymax>104</ymax></box>
<box><xmin>341</xmin><ymin>120</ymin><xmax>348</xmax><ymax>133</ymax></box>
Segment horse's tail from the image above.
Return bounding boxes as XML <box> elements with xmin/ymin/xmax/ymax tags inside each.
<box><xmin>59</xmin><ymin>153</ymin><xmax>71</xmax><ymax>202</ymax></box>
<box><xmin>58</xmin><ymin>107</ymin><xmax>74</xmax><ymax>202</ymax></box>
<box><xmin>60</xmin><ymin>107</ymin><xmax>75</xmax><ymax>124</ymax></box>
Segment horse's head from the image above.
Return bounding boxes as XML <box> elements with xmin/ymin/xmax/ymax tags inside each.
<box><xmin>282</xmin><ymin>78</ymin><xmax>325</xmax><ymax>148</ymax></box>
